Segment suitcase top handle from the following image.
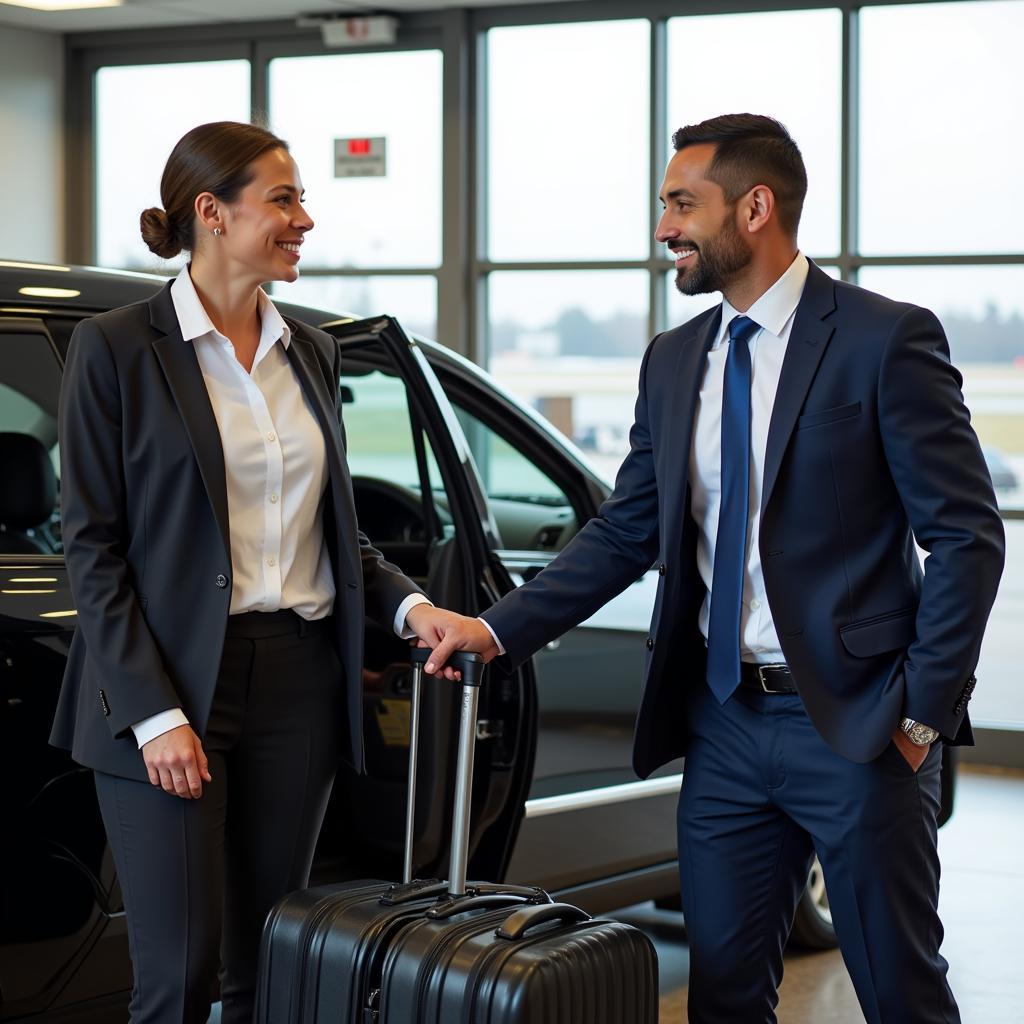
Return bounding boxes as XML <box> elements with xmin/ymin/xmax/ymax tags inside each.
<box><xmin>410</xmin><ymin>646</ymin><xmax>484</xmax><ymax>686</ymax></box>
<box><xmin>495</xmin><ymin>902</ymin><xmax>593</xmax><ymax>941</ymax></box>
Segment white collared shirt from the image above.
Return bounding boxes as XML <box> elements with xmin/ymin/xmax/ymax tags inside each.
<box><xmin>133</xmin><ymin>267</ymin><xmax>427</xmax><ymax>747</ymax></box>
<box><xmin>689</xmin><ymin>252</ymin><xmax>810</xmax><ymax>662</ymax></box>
<box><xmin>175</xmin><ymin>266</ymin><xmax>334</xmax><ymax>621</ymax></box>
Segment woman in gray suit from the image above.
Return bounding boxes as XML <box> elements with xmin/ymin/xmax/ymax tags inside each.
<box><xmin>51</xmin><ymin>121</ymin><xmax>448</xmax><ymax>1024</ymax></box>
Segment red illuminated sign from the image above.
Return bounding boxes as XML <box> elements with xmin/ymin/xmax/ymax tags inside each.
<box><xmin>348</xmin><ymin>138</ymin><xmax>372</xmax><ymax>156</ymax></box>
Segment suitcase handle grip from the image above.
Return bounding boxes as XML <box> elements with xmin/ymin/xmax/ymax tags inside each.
<box><xmin>495</xmin><ymin>902</ymin><xmax>592</xmax><ymax>940</ymax></box>
<box><xmin>425</xmin><ymin>892</ymin><xmax>534</xmax><ymax>920</ymax></box>
<box><xmin>409</xmin><ymin>646</ymin><xmax>485</xmax><ymax>686</ymax></box>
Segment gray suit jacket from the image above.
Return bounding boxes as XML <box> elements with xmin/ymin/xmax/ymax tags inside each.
<box><xmin>51</xmin><ymin>280</ymin><xmax>422</xmax><ymax>780</ymax></box>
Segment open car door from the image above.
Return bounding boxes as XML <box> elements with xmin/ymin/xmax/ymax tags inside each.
<box><xmin>311</xmin><ymin>315</ymin><xmax>537</xmax><ymax>890</ymax></box>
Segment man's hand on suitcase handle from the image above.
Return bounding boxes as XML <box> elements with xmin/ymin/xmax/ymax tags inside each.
<box><xmin>405</xmin><ymin>605</ymin><xmax>499</xmax><ymax>679</ymax></box>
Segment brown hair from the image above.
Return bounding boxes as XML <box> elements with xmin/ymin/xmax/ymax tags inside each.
<box><xmin>672</xmin><ymin>113</ymin><xmax>807</xmax><ymax>237</ymax></box>
<box><xmin>140</xmin><ymin>121</ymin><xmax>289</xmax><ymax>259</ymax></box>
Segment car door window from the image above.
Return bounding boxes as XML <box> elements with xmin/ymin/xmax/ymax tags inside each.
<box><xmin>452</xmin><ymin>404</ymin><xmax>578</xmax><ymax>552</ymax></box>
<box><xmin>338</xmin><ymin>364</ymin><xmax>449</xmax><ymax>585</ymax></box>
<box><xmin>0</xmin><ymin>326</ymin><xmax>62</xmax><ymax>554</ymax></box>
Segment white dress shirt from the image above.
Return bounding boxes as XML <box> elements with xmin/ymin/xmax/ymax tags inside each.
<box><xmin>690</xmin><ymin>252</ymin><xmax>809</xmax><ymax>663</ymax></box>
<box><xmin>133</xmin><ymin>267</ymin><xmax>428</xmax><ymax>747</ymax></box>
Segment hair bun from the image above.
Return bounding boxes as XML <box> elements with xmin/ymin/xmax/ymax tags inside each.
<box><xmin>139</xmin><ymin>206</ymin><xmax>181</xmax><ymax>259</ymax></box>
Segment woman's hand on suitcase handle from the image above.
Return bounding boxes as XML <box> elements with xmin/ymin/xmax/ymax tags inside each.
<box><xmin>405</xmin><ymin>606</ymin><xmax>499</xmax><ymax>679</ymax></box>
<box><xmin>142</xmin><ymin>724</ymin><xmax>213</xmax><ymax>799</ymax></box>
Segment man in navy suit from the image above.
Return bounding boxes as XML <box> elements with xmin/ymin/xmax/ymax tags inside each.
<box><xmin>426</xmin><ymin>114</ymin><xmax>1004</xmax><ymax>1022</ymax></box>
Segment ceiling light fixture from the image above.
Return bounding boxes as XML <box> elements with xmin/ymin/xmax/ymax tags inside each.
<box><xmin>1</xmin><ymin>0</ymin><xmax>123</xmax><ymax>10</ymax></box>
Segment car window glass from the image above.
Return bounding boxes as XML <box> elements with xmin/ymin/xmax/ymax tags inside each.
<box><xmin>339</xmin><ymin>367</ymin><xmax>444</xmax><ymax>493</ymax></box>
<box><xmin>0</xmin><ymin>328</ymin><xmax>62</xmax><ymax>553</ymax></box>
<box><xmin>452</xmin><ymin>402</ymin><xmax>577</xmax><ymax>551</ymax></box>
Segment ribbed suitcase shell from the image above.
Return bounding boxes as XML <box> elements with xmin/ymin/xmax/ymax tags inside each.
<box><xmin>255</xmin><ymin>879</ymin><xmax>445</xmax><ymax>1023</ymax></box>
<box><xmin>256</xmin><ymin>652</ymin><xmax>659</xmax><ymax>1023</ymax></box>
<box><xmin>378</xmin><ymin>907</ymin><xmax>659</xmax><ymax>1024</ymax></box>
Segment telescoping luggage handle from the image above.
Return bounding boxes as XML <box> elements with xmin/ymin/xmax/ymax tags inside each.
<box><xmin>407</xmin><ymin>647</ymin><xmax>484</xmax><ymax>898</ymax></box>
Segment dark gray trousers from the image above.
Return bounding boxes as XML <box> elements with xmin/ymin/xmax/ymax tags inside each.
<box><xmin>95</xmin><ymin>611</ymin><xmax>344</xmax><ymax>1024</ymax></box>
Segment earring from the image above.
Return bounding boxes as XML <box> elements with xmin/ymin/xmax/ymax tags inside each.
<box><xmin>213</xmin><ymin>227</ymin><xmax>222</xmax><ymax>237</ymax></box>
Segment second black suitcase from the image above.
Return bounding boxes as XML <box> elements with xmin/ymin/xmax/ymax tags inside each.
<box><xmin>256</xmin><ymin>648</ymin><xmax>659</xmax><ymax>1023</ymax></box>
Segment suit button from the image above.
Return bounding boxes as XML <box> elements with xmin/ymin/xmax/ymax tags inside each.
<box><xmin>645</xmin><ymin>637</ymin><xmax>654</xmax><ymax>650</ymax></box>
<box><xmin>658</xmin><ymin>564</ymin><xmax>666</xmax><ymax>576</ymax></box>
<box><xmin>216</xmin><ymin>574</ymin><xmax>228</xmax><ymax>589</ymax></box>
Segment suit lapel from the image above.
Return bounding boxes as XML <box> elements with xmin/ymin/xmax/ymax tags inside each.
<box><xmin>662</xmin><ymin>306</ymin><xmax>721</xmax><ymax>555</ymax></box>
<box><xmin>761</xmin><ymin>263</ymin><xmax>837</xmax><ymax>513</ymax></box>
<box><xmin>149</xmin><ymin>283</ymin><xmax>232</xmax><ymax>559</ymax></box>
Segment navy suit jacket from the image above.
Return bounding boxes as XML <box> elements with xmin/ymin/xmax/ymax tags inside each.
<box><xmin>51</xmin><ymin>280</ymin><xmax>422</xmax><ymax>781</ymax></box>
<box><xmin>483</xmin><ymin>263</ymin><xmax>1005</xmax><ymax>779</ymax></box>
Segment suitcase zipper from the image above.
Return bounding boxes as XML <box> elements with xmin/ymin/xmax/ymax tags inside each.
<box><xmin>294</xmin><ymin>885</ymin><xmax>391</xmax><ymax>1020</ymax></box>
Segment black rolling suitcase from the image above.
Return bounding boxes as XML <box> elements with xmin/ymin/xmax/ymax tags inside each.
<box><xmin>256</xmin><ymin>648</ymin><xmax>658</xmax><ymax>1023</ymax></box>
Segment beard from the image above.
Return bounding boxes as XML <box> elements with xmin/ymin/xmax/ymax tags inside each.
<box><xmin>674</xmin><ymin>214</ymin><xmax>752</xmax><ymax>296</ymax></box>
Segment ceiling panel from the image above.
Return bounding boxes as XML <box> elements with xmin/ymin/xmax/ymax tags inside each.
<box><xmin>0</xmin><ymin>0</ymin><xmax>581</xmax><ymax>33</ymax></box>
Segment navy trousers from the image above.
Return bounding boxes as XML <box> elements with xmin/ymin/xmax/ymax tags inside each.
<box><xmin>678</xmin><ymin>681</ymin><xmax>959</xmax><ymax>1024</ymax></box>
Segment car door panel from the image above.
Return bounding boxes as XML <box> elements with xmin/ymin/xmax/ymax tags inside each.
<box><xmin>315</xmin><ymin>318</ymin><xmax>536</xmax><ymax>889</ymax></box>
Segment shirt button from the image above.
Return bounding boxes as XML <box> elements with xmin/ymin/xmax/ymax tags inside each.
<box><xmin>215</xmin><ymin>574</ymin><xmax>228</xmax><ymax>588</ymax></box>
<box><xmin>658</xmin><ymin>563</ymin><xmax>666</xmax><ymax>576</ymax></box>
<box><xmin>270</xmin><ymin>493</ymin><xmax>279</xmax><ymax>504</ymax></box>
<box><xmin>750</xmin><ymin>598</ymin><xmax>761</xmax><ymax>610</ymax></box>
<box><xmin>645</xmin><ymin>637</ymin><xmax>654</xmax><ymax>650</ymax></box>
<box><xmin>267</xmin><ymin>432</ymin><xmax>276</xmax><ymax>442</ymax></box>
<box><xmin>267</xmin><ymin>557</ymin><xmax>276</xmax><ymax>568</ymax></box>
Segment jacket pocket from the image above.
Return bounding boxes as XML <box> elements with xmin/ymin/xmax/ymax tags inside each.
<box><xmin>839</xmin><ymin>608</ymin><xmax>915</xmax><ymax>657</ymax></box>
<box><xmin>797</xmin><ymin>401</ymin><xmax>861</xmax><ymax>430</ymax></box>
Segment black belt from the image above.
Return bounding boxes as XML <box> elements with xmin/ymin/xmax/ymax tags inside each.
<box><xmin>738</xmin><ymin>662</ymin><xmax>798</xmax><ymax>695</ymax></box>
<box><xmin>225</xmin><ymin>608</ymin><xmax>331</xmax><ymax>639</ymax></box>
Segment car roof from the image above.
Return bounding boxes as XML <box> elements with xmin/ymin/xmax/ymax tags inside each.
<box><xmin>0</xmin><ymin>258</ymin><xmax>607</xmax><ymax>488</ymax></box>
<box><xmin>0</xmin><ymin>258</ymin><xmax>342</xmax><ymax>326</ymax></box>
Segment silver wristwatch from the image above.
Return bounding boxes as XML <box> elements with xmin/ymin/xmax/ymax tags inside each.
<box><xmin>900</xmin><ymin>717</ymin><xmax>939</xmax><ymax>746</ymax></box>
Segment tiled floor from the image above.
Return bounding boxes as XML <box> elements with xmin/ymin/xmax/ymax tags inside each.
<box><xmin>614</xmin><ymin>764</ymin><xmax>1024</xmax><ymax>1023</ymax></box>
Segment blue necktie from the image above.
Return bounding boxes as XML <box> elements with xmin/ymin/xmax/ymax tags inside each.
<box><xmin>706</xmin><ymin>315</ymin><xmax>760</xmax><ymax>704</ymax></box>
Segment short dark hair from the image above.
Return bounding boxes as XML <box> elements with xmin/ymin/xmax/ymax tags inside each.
<box><xmin>140</xmin><ymin>121</ymin><xmax>289</xmax><ymax>259</ymax></box>
<box><xmin>672</xmin><ymin>114</ymin><xmax>807</xmax><ymax>237</ymax></box>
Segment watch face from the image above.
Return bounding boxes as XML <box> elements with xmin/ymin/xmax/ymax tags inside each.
<box><xmin>909</xmin><ymin>723</ymin><xmax>937</xmax><ymax>745</ymax></box>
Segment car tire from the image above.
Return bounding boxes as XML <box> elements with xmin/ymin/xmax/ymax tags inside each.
<box><xmin>789</xmin><ymin>856</ymin><xmax>838</xmax><ymax>949</ymax></box>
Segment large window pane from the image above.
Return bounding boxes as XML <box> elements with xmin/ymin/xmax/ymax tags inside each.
<box><xmin>272</xmin><ymin>275</ymin><xmax>437</xmax><ymax>339</ymax></box>
<box><xmin>488</xmin><ymin>270</ymin><xmax>648</xmax><ymax>481</ymax></box>
<box><xmin>95</xmin><ymin>61</ymin><xmax>250</xmax><ymax>271</ymax></box>
<box><xmin>975</xmin><ymin>519</ymin><xmax>1024</xmax><ymax>727</ymax></box>
<box><xmin>857</xmin><ymin>266</ymin><xmax>1024</xmax><ymax>506</ymax></box>
<box><xmin>270</xmin><ymin>51</ymin><xmax>442</xmax><ymax>270</ymax></box>
<box><xmin>667</xmin><ymin>10</ymin><xmax>841</xmax><ymax>258</ymax></box>
<box><xmin>860</xmin><ymin>1</ymin><xmax>1024</xmax><ymax>255</ymax></box>
<box><xmin>487</xmin><ymin>21</ymin><xmax>650</xmax><ymax>261</ymax></box>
